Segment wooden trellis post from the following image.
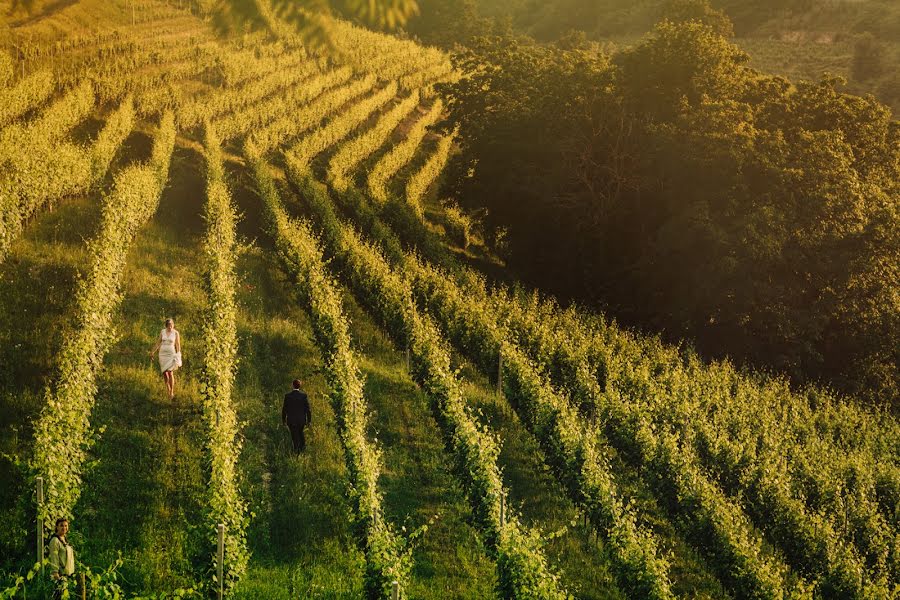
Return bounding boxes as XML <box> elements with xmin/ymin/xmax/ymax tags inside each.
<box><xmin>216</xmin><ymin>524</ymin><xmax>225</xmax><ymax>600</ymax></box>
<box><xmin>36</xmin><ymin>477</ymin><xmax>44</xmax><ymax>571</ymax></box>
<box><xmin>496</xmin><ymin>350</ymin><xmax>503</xmax><ymax>397</ymax></box>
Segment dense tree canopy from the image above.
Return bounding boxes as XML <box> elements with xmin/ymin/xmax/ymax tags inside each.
<box><xmin>438</xmin><ymin>21</ymin><xmax>900</xmax><ymax>408</ymax></box>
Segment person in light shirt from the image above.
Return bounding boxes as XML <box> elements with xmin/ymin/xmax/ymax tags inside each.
<box><xmin>149</xmin><ymin>317</ymin><xmax>183</xmax><ymax>400</ymax></box>
<box><xmin>48</xmin><ymin>517</ymin><xmax>75</xmax><ymax>599</ymax></box>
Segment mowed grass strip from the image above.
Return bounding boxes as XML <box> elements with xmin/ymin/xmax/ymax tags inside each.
<box><xmin>230</xmin><ymin>165</ymin><xmax>496</xmax><ymax>598</ymax></box>
<box><xmin>228</xmin><ymin>164</ymin><xmax>364</xmax><ymax>599</ymax></box>
<box><xmin>0</xmin><ymin>194</ymin><xmax>99</xmax><ymax>570</ymax></box>
<box><xmin>75</xmin><ymin>141</ymin><xmax>207</xmax><ymax>594</ymax></box>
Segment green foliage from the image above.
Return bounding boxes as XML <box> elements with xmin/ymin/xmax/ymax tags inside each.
<box><xmin>248</xmin><ymin>153</ymin><xmax>412</xmax><ymax>598</ymax></box>
<box><xmin>0</xmin><ymin>91</ymin><xmax>135</xmax><ymax>264</ymax></box>
<box><xmin>28</xmin><ymin>110</ymin><xmax>175</xmax><ymax>537</ymax></box>
<box><xmin>245</xmin><ymin>72</ymin><xmax>375</xmax><ymax>156</ymax></box>
<box><xmin>289</xmin><ymin>80</ymin><xmax>399</xmax><ymax>171</ymax></box>
<box><xmin>214</xmin><ymin>0</ymin><xmax>419</xmax><ymax>34</ymax></box>
<box><xmin>408</xmin><ymin>0</ymin><xmax>491</xmax><ymax>47</ymax></box>
<box><xmin>328</xmin><ymin>90</ymin><xmax>421</xmax><ymax>192</ymax></box>
<box><xmin>439</xmin><ymin>201</ymin><xmax>473</xmax><ymax>248</ymax></box>
<box><xmin>0</xmin><ymin>52</ymin><xmax>12</xmax><ymax>87</ymax></box>
<box><xmin>215</xmin><ymin>66</ymin><xmax>353</xmax><ymax>142</ymax></box>
<box><xmin>368</xmin><ymin>98</ymin><xmax>444</xmax><ymax>204</ymax></box>
<box><xmin>198</xmin><ymin>125</ymin><xmax>250</xmax><ymax>594</ymax></box>
<box><xmin>659</xmin><ymin>0</ymin><xmax>733</xmax><ymax>37</ymax></box>
<box><xmin>438</xmin><ymin>22</ymin><xmax>900</xmax><ymax>408</ymax></box>
<box><xmin>287</xmin><ymin>132</ymin><xmax>674</xmax><ymax>593</ymax></box>
<box><xmin>404</xmin><ymin>128</ymin><xmax>456</xmax><ymax>217</ymax></box>
<box><xmin>0</xmin><ymin>70</ymin><xmax>54</xmax><ymax>130</ymax></box>
<box><xmin>615</xmin><ymin>20</ymin><xmax>749</xmax><ymax>118</ymax></box>
<box><xmin>486</xmin><ymin>284</ymin><xmax>899</xmax><ymax>596</ymax></box>
<box><xmin>289</xmin><ymin>167</ymin><xmax>572</xmax><ymax>599</ymax></box>
<box><xmin>179</xmin><ymin>51</ymin><xmax>317</xmax><ymax>129</ymax></box>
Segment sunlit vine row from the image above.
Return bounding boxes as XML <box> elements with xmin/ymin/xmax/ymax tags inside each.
<box><xmin>327</xmin><ymin>90</ymin><xmax>421</xmax><ymax>191</ymax></box>
<box><xmin>291</xmin><ymin>167</ymin><xmax>572</xmax><ymax>600</ymax></box>
<box><xmin>485</xmin><ymin>286</ymin><xmax>894</xmax><ymax>598</ymax></box>
<box><xmin>29</xmin><ymin>111</ymin><xmax>175</xmax><ymax>533</ymax></box>
<box><xmin>0</xmin><ymin>79</ymin><xmax>94</xmax><ymax>161</ymax></box>
<box><xmin>317</xmin><ymin>13</ymin><xmax>450</xmax><ymax>86</ymax></box>
<box><xmin>302</xmin><ymin>155</ymin><xmax>809</xmax><ymax>598</ymax></box>
<box><xmin>0</xmin><ymin>94</ymin><xmax>134</xmax><ymax>262</ymax></box>
<box><xmin>404</xmin><ymin>128</ymin><xmax>457</xmax><ymax>217</ymax></box>
<box><xmin>367</xmin><ymin>98</ymin><xmax>443</xmax><ymax>204</ymax></box>
<box><xmin>495</xmin><ymin>285</ymin><xmax>899</xmax><ymax>590</ymax></box>
<box><xmin>286</xmin><ymin>81</ymin><xmax>399</xmax><ymax>171</ymax></box>
<box><xmin>212</xmin><ymin>66</ymin><xmax>353</xmax><ymax>143</ymax></box>
<box><xmin>179</xmin><ymin>57</ymin><xmax>320</xmax><ymax>128</ymax></box>
<box><xmin>247</xmin><ymin>152</ymin><xmax>411</xmax><ymax>598</ymax></box>
<box><xmin>0</xmin><ymin>70</ymin><xmax>54</xmax><ymax>129</ymax></box>
<box><xmin>198</xmin><ymin>124</ymin><xmax>250</xmax><ymax>594</ymax></box>
<box><xmin>403</xmin><ymin>254</ymin><xmax>807</xmax><ymax>600</ymax></box>
<box><xmin>245</xmin><ymin>73</ymin><xmax>377</xmax><ymax>155</ymax></box>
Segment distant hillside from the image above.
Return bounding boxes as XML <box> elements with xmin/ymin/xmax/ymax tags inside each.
<box><xmin>467</xmin><ymin>0</ymin><xmax>900</xmax><ymax>112</ymax></box>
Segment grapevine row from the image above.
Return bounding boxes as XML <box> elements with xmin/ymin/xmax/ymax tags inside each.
<box><xmin>247</xmin><ymin>152</ymin><xmax>411</xmax><ymax>598</ymax></box>
<box><xmin>404</xmin><ymin>129</ymin><xmax>456</xmax><ymax>216</ymax></box>
<box><xmin>286</xmin><ymin>81</ymin><xmax>399</xmax><ymax>171</ymax></box>
<box><xmin>211</xmin><ymin>66</ymin><xmax>354</xmax><ymax>142</ymax></box>
<box><xmin>365</xmin><ymin>127</ymin><xmax>900</xmax><ymax>591</ymax></box>
<box><xmin>244</xmin><ymin>74</ymin><xmax>378</xmax><ymax>155</ymax></box>
<box><xmin>327</xmin><ymin>90</ymin><xmax>421</xmax><ymax>192</ymax></box>
<box><xmin>323</xmin><ymin>111</ymin><xmax>898</xmax><ymax>594</ymax></box>
<box><xmin>0</xmin><ymin>52</ymin><xmax>13</xmax><ymax>87</ymax></box>
<box><xmin>360</xmin><ymin>116</ymin><xmax>897</xmax><ymax>597</ymax></box>
<box><xmin>179</xmin><ymin>57</ymin><xmax>320</xmax><ymax>129</ymax></box>
<box><xmin>402</xmin><ymin>252</ymin><xmax>803</xmax><ymax>600</ymax></box>
<box><xmin>0</xmin><ymin>95</ymin><xmax>135</xmax><ymax>262</ymax></box>
<box><xmin>314</xmin><ymin>13</ymin><xmax>451</xmax><ymax>85</ymax></box>
<box><xmin>498</xmin><ymin>289</ymin><xmax>899</xmax><ymax>585</ymax></box>
<box><xmin>304</xmin><ymin>160</ymin><xmax>808</xmax><ymax>598</ymax></box>
<box><xmin>367</xmin><ymin>99</ymin><xmax>444</xmax><ymax>204</ymax></box>
<box><xmin>29</xmin><ymin>111</ymin><xmax>176</xmax><ymax>532</ymax></box>
<box><xmin>290</xmin><ymin>167</ymin><xmax>571</xmax><ymax>599</ymax></box>
<box><xmin>198</xmin><ymin>125</ymin><xmax>250</xmax><ymax>594</ymax></box>
<box><xmin>489</xmin><ymin>288</ymin><xmax>892</xmax><ymax>597</ymax></box>
<box><xmin>0</xmin><ymin>70</ymin><xmax>54</xmax><ymax>129</ymax></box>
<box><xmin>0</xmin><ymin>80</ymin><xmax>94</xmax><ymax>161</ymax></box>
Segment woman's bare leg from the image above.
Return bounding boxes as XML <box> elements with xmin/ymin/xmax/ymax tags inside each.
<box><xmin>170</xmin><ymin>371</ymin><xmax>176</xmax><ymax>400</ymax></box>
<box><xmin>164</xmin><ymin>371</ymin><xmax>174</xmax><ymax>400</ymax></box>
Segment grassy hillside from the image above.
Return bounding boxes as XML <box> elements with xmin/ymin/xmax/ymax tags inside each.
<box><xmin>0</xmin><ymin>1</ymin><xmax>897</xmax><ymax>598</ymax></box>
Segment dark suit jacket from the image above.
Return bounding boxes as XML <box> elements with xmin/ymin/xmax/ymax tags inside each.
<box><xmin>282</xmin><ymin>389</ymin><xmax>312</xmax><ymax>426</ymax></box>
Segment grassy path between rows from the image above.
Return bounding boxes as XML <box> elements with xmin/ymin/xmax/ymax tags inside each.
<box><xmin>228</xmin><ymin>166</ymin><xmax>499</xmax><ymax>598</ymax></box>
<box><xmin>0</xmin><ymin>193</ymin><xmax>98</xmax><ymax>567</ymax></box>
<box><xmin>75</xmin><ymin>143</ymin><xmax>208</xmax><ymax>592</ymax></box>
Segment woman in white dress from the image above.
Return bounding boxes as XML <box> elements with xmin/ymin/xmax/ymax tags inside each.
<box><xmin>149</xmin><ymin>318</ymin><xmax>182</xmax><ymax>400</ymax></box>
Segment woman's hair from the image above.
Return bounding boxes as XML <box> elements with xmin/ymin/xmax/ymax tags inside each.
<box><xmin>55</xmin><ymin>518</ymin><xmax>68</xmax><ymax>529</ymax></box>
<box><xmin>165</xmin><ymin>318</ymin><xmax>174</xmax><ymax>326</ymax></box>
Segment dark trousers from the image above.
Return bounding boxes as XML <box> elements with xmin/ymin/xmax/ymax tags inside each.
<box><xmin>288</xmin><ymin>423</ymin><xmax>306</xmax><ymax>453</ymax></box>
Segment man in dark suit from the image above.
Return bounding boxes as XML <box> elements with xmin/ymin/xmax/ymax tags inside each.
<box><xmin>282</xmin><ymin>379</ymin><xmax>312</xmax><ymax>453</ymax></box>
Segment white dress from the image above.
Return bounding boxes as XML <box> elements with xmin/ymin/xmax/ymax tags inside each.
<box><xmin>158</xmin><ymin>328</ymin><xmax>181</xmax><ymax>373</ymax></box>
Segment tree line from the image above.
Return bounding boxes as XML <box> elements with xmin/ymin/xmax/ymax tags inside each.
<box><xmin>428</xmin><ymin>6</ymin><xmax>899</xmax><ymax>409</ymax></box>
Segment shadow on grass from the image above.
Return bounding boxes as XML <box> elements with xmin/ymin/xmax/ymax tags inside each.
<box><xmin>231</xmin><ymin>245</ymin><xmax>364</xmax><ymax>599</ymax></box>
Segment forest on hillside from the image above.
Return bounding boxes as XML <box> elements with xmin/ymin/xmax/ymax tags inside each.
<box><xmin>404</xmin><ymin>0</ymin><xmax>900</xmax><ymax>411</ymax></box>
